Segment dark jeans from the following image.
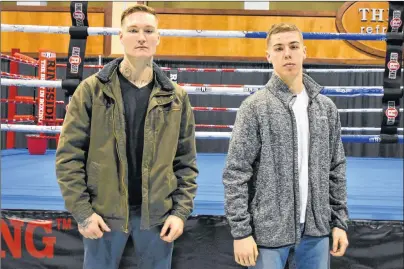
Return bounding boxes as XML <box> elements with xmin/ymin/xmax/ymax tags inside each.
<box><xmin>83</xmin><ymin>206</ymin><xmax>173</xmax><ymax>269</ymax></box>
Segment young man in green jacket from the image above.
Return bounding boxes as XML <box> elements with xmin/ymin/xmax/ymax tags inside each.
<box><xmin>55</xmin><ymin>4</ymin><xmax>198</xmax><ymax>269</ymax></box>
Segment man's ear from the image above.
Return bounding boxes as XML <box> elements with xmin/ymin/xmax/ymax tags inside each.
<box><xmin>266</xmin><ymin>50</ymin><xmax>271</xmax><ymax>63</ymax></box>
<box><xmin>303</xmin><ymin>45</ymin><xmax>307</xmax><ymax>60</ymax></box>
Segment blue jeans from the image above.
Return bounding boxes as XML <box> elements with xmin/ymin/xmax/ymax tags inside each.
<box><xmin>250</xmin><ymin>225</ymin><xmax>330</xmax><ymax>269</ymax></box>
<box><xmin>82</xmin><ymin>206</ymin><xmax>173</xmax><ymax>269</ymax></box>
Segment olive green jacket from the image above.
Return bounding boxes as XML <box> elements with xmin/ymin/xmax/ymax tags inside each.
<box><xmin>55</xmin><ymin>58</ymin><xmax>198</xmax><ymax>232</ymax></box>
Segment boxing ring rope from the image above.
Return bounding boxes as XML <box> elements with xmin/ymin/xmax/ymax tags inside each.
<box><xmin>192</xmin><ymin>107</ymin><xmax>404</xmax><ymax>113</ymax></box>
<box><xmin>1</xmin><ymin>24</ymin><xmax>387</xmax><ymax>40</ymax></box>
<box><xmin>161</xmin><ymin>67</ymin><xmax>404</xmax><ymax>73</ymax></box>
<box><xmin>1</xmin><ymin>78</ymin><xmax>395</xmax><ymax>97</ymax></box>
<box><xmin>178</xmin><ymin>83</ymin><xmax>389</xmax><ymax>96</ymax></box>
<box><xmin>0</xmin><ymin>98</ymin><xmax>64</xmax><ymax>105</ymax></box>
<box><xmin>1</xmin><ymin>77</ymin><xmax>403</xmax><ymax>143</ymax></box>
<box><xmin>1</xmin><ymin>71</ymin><xmax>37</xmax><ymax>80</ymax></box>
<box><xmin>4</xmin><ymin>53</ymin><xmax>400</xmax><ymax>74</ymax></box>
<box><xmin>0</xmin><ymin>53</ymin><xmax>104</xmax><ymax>69</ymax></box>
<box><xmin>1</xmin><ymin>124</ymin><xmax>402</xmax><ymax>144</ymax></box>
<box><xmin>195</xmin><ymin>124</ymin><xmax>404</xmax><ymax>132</ymax></box>
<box><xmin>1</xmin><ymin>78</ymin><xmax>61</xmax><ymax>89</ymax></box>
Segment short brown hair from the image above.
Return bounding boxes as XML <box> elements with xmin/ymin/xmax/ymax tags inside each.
<box><xmin>121</xmin><ymin>4</ymin><xmax>157</xmax><ymax>26</ymax></box>
<box><xmin>266</xmin><ymin>23</ymin><xmax>303</xmax><ymax>46</ymax></box>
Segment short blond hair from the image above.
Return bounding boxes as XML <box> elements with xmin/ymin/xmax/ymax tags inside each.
<box><xmin>266</xmin><ymin>23</ymin><xmax>303</xmax><ymax>46</ymax></box>
<box><xmin>121</xmin><ymin>4</ymin><xmax>157</xmax><ymax>26</ymax></box>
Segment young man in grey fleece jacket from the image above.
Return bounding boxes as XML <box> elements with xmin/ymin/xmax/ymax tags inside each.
<box><xmin>222</xmin><ymin>23</ymin><xmax>349</xmax><ymax>269</ymax></box>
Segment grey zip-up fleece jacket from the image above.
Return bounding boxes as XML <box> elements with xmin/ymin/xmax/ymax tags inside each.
<box><xmin>222</xmin><ymin>73</ymin><xmax>348</xmax><ymax>248</ymax></box>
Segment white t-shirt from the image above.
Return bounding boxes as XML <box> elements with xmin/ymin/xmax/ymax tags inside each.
<box><xmin>292</xmin><ymin>87</ymin><xmax>310</xmax><ymax>224</ymax></box>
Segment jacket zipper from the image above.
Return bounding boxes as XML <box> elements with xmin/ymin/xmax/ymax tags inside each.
<box><xmin>111</xmin><ymin>95</ymin><xmax>129</xmax><ymax>233</ymax></box>
<box><xmin>289</xmin><ymin>97</ymin><xmax>300</xmax><ymax>243</ymax></box>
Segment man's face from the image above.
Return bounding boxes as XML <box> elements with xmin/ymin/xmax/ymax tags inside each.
<box><xmin>120</xmin><ymin>12</ymin><xmax>160</xmax><ymax>59</ymax></box>
<box><xmin>266</xmin><ymin>31</ymin><xmax>306</xmax><ymax>80</ymax></box>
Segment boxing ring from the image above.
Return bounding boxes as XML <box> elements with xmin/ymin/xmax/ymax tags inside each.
<box><xmin>1</xmin><ymin>4</ymin><xmax>404</xmax><ymax>269</ymax></box>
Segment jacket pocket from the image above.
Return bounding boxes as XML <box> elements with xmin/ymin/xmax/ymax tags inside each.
<box><xmin>252</xmin><ymin>200</ymin><xmax>271</xmax><ymax>227</ymax></box>
<box><xmin>153</xmin><ymin>106</ymin><xmax>182</xmax><ymax>153</ymax></box>
<box><xmin>92</xmin><ymin>104</ymin><xmax>114</xmax><ymax>141</ymax></box>
<box><xmin>149</xmin><ymin>172</ymin><xmax>176</xmax><ymax>216</ymax></box>
<box><xmin>158</xmin><ymin>103</ymin><xmax>182</xmax><ymax>124</ymax></box>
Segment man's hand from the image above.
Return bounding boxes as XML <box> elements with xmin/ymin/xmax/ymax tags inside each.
<box><xmin>234</xmin><ymin>236</ymin><xmax>259</xmax><ymax>267</ymax></box>
<box><xmin>160</xmin><ymin>215</ymin><xmax>184</xmax><ymax>243</ymax></box>
<box><xmin>330</xmin><ymin>227</ymin><xmax>349</xmax><ymax>256</ymax></box>
<box><xmin>78</xmin><ymin>213</ymin><xmax>111</xmax><ymax>239</ymax></box>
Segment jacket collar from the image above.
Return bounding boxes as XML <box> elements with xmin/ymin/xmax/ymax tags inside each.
<box><xmin>95</xmin><ymin>57</ymin><xmax>175</xmax><ymax>91</ymax></box>
<box><xmin>265</xmin><ymin>72</ymin><xmax>323</xmax><ymax>105</ymax></box>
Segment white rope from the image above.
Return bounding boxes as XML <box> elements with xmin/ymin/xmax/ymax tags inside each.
<box><xmin>193</xmin><ymin>107</ymin><xmax>404</xmax><ymax>113</ymax></box>
<box><xmin>305</xmin><ymin>68</ymin><xmax>402</xmax><ymax>73</ymax></box>
<box><xmin>306</xmin><ymin>68</ymin><xmax>385</xmax><ymax>73</ymax></box>
<box><xmin>1</xmin><ymin>124</ymin><xmax>403</xmax><ymax>142</ymax></box>
<box><xmin>196</xmin><ymin>132</ymin><xmax>232</xmax><ymax>138</ymax></box>
<box><xmin>338</xmin><ymin>108</ymin><xmax>404</xmax><ymax>113</ymax></box>
<box><xmin>159</xmin><ymin>29</ymin><xmax>247</xmax><ymax>38</ymax></box>
<box><xmin>1</xmin><ymin>24</ymin><xmax>70</xmax><ymax>34</ymax></box>
<box><xmin>196</xmin><ymin>125</ymin><xmax>404</xmax><ymax>131</ymax></box>
<box><xmin>1</xmin><ymin>24</ymin><xmax>248</xmax><ymax>38</ymax></box>
<box><xmin>1</xmin><ymin>78</ymin><xmax>62</xmax><ymax>88</ymax></box>
<box><xmin>1</xmin><ymin>124</ymin><xmax>62</xmax><ymax>133</ymax></box>
<box><xmin>182</xmin><ymin>86</ymin><xmax>258</xmax><ymax>95</ymax></box>
<box><xmin>183</xmin><ymin>85</ymin><xmax>388</xmax><ymax>96</ymax></box>
<box><xmin>164</xmin><ymin>67</ymin><xmax>402</xmax><ymax>73</ymax></box>
<box><xmin>0</xmin><ymin>124</ymin><xmax>232</xmax><ymax>138</ymax></box>
<box><xmin>1</xmin><ymin>24</ymin><xmax>388</xmax><ymax>41</ymax></box>
<box><xmin>342</xmin><ymin>127</ymin><xmax>403</xmax><ymax>132</ymax></box>
<box><xmin>1</xmin><ymin>24</ymin><xmax>118</xmax><ymax>36</ymax></box>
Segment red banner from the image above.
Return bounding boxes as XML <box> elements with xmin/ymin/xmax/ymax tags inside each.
<box><xmin>1</xmin><ymin>210</ymin><xmax>402</xmax><ymax>269</ymax></box>
<box><xmin>37</xmin><ymin>51</ymin><xmax>57</xmax><ymax>125</ymax></box>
